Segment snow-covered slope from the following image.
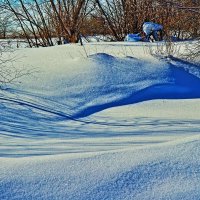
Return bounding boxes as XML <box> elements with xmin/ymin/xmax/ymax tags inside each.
<box><xmin>0</xmin><ymin>42</ymin><xmax>200</xmax><ymax>199</ymax></box>
<box><xmin>1</xmin><ymin>136</ymin><xmax>200</xmax><ymax>200</ymax></box>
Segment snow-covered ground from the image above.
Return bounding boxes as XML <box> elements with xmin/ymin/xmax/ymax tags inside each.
<box><xmin>0</xmin><ymin>42</ymin><xmax>200</xmax><ymax>199</ymax></box>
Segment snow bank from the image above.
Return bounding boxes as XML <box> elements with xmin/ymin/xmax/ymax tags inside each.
<box><xmin>0</xmin><ymin>43</ymin><xmax>200</xmax><ymax>154</ymax></box>
<box><xmin>2</xmin><ymin>46</ymin><xmax>200</xmax><ymax>119</ymax></box>
<box><xmin>0</xmin><ymin>42</ymin><xmax>200</xmax><ymax>199</ymax></box>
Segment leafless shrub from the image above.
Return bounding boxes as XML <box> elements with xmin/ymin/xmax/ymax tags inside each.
<box><xmin>0</xmin><ymin>43</ymin><xmax>38</xmax><ymax>88</ymax></box>
<box><xmin>148</xmin><ymin>39</ymin><xmax>181</xmax><ymax>58</ymax></box>
<box><xmin>182</xmin><ymin>39</ymin><xmax>200</xmax><ymax>61</ymax></box>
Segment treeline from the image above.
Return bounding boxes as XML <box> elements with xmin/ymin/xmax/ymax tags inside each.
<box><xmin>0</xmin><ymin>0</ymin><xmax>200</xmax><ymax>47</ymax></box>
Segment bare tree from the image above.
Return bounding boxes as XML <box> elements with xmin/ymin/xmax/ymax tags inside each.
<box><xmin>47</xmin><ymin>0</ymin><xmax>95</xmax><ymax>43</ymax></box>
<box><xmin>3</xmin><ymin>0</ymin><xmax>95</xmax><ymax>45</ymax></box>
<box><xmin>3</xmin><ymin>0</ymin><xmax>54</xmax><ymax>47</ymax></box>
<box><xmin>95</xmin><ymin>0</ymin><xmax>127</xmax><ymax>41</ymax></box>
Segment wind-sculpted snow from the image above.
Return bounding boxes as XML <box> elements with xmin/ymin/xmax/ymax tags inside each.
<box><xmin>73</xmin><ymin>54</ymin><xmax>200</xmax><ymax>117</ymax></box>
<box><xmin>0</xmin><ymin>44</ymin><xmax>200</xmax><ymax>199</ymax></box>
<box><xmin>0</xmin><ymin>53</ymin><xmax>200</xmax><ymax>157</ymax></box>
<box><xmin>1</xmin><ymin>53</ymin><xmax>200</xmax><ymax>119</ymax></box>
<box><xmin>1</xmin><ymin>136</ymin><xmax>200</xmax><ymax>200</ymax></box>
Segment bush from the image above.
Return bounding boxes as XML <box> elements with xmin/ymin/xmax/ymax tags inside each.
<box><xmin>0</xmin><ymin>42</ymin><xmax>37</xmax><ymax>88</ymax></box>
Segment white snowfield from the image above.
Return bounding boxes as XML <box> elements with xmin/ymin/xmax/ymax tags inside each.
<box><xmin>0</xmin><ymin>42</ymin><xmax>200</xmax><ymax>199</ymax></box>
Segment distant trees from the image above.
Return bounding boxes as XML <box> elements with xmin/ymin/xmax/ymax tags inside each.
<box><xmin>1</xmin><ymin>0</ymin><xmax>200</xmax><ymax>46</ymax></box>
<box><xmin>95</xmin><ymin>0</ymin><xmax>158</xmax><ymax>40</ymax></box>
<box><xmin>156</xmin><ymin>0</ymin><xmax>200</xmax><ymax>39</ymax></box>
<box><xmin>0</xmin><ymin>12</ymin><xmax>13</xmax><ymax>39</ymax></box>
<box><xmin>95</xmin><ymin>0</ymin><xmax>200</xmax><ymax>41</ymax></box>
<box><xmin>0</xmin><ymin>2</ymin><xmax>13</xmax><ymax>39</ymax></box>
<box><xmin>3</xmin><ymin>0</ymin><xmax>54</xmax><ymax>47</ymax></box>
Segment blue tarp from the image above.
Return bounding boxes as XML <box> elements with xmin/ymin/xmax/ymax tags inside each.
<box><xmin>125</xmin><ymin>33</ymin><xmax>142</xmax><ymax>42</ymax></box>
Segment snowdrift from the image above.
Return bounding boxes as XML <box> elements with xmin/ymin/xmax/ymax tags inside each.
<box><xmin>1</xmin><ymin>52</ymin><xmax>200</xmax><ymax>120</ymax></box>
<box><xmin>0</xmin><ymin>45</ymin><xmax>200</xmax><ymax>155</ymax></box>
<box><xmin>0</xmin><ymin>43</ymin><xmax>200</xmax><ymax>199</ymax></box>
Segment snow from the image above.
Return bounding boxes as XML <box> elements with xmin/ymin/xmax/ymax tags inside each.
<box><xmin>0</xmin><ymin>41</ymin><xmax>200</xmax><ymax>199</ymax></box>
<box><xmin>143</xmin><ymin>22</ymin><xmax>163</xmax><ymax>35</ymax></box>
<box><xmin>1</xmin><ymin>136</ymin><xmax>200</xmax><ymax>200</ymax></box>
